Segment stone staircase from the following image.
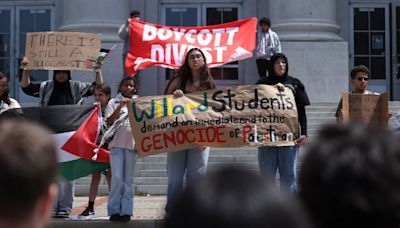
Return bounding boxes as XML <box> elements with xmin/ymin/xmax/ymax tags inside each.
<box><xmin>75</xmin><ymin>102</ymin><xmax>400</xmax><ymax>195</ymax></box>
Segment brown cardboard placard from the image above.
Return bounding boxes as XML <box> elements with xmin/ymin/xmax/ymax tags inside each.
<box><xmin>24</xmin><ymin>32</ymin><xmax>101</xmax><ymax>71</ymax></box>
<box><xmin>127</xmin><ymin>85</ymin><xmax>300</xmax><ymax>157</ymax></box>
<box><xmin>342</xmin><ymin>92</ymin><xmax>388</xmax><ymax>126</ymax></box>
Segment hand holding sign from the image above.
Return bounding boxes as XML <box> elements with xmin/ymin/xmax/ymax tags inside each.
<box><xmin>173</xmin><ymin>89</ymin><xmax>184</xmax><ymax>98</ymax></box>
<box><xmin>24</xmin><ymin>32</ymin><xmax>101</xmax><ymax>71</ymax></box>
<box><xmin>342</xmin><ymin>92</ymin><xmax>389</xmax><ymax>126</ymax></box>
<box><xmin>21</xmin><ymin>57</ymin><xmax>30</xmax><ymax>68</ymax></box>
<box><xmin>128</xmin><ymin>85</ymin><xmax>300</xmax><ymax>157</ymax></box>
<box><xmin>294</xmin><ymin>135</ymin><xmax>307</xmax><ymax>146</ymax></box>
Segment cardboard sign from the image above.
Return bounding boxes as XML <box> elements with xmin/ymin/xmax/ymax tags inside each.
<box><xmin>342</xmin><ymin>92</ymin><xmax>388</xmax><ymax>126</ymax></box>
<box><xmin>128</xmin><ymin>85</ymin><xmax>300</xmax><ymax>157</ymax></box>
<box><xmin>126</xmin><ymin>18</ymin><xmax>257</xmax><ymax>76</ymax></box>
<box><xmin>24</xmin><ymin>32</ymin><xmax>101</xmax><ymax>71</ymax></box>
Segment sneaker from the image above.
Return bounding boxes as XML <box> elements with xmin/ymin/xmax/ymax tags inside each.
<box><xmin>109</xmin><ymin>214</ymin><xmax>121</xmax><ymax>222</ymax></box>
<box><xmin>120</xmin><ymin>215</ymin><xmax>131</xmax><ymax>223</ymax></box>
<box><xmin>55</xmin><ymin>210</ymin><xmax>69</xmax><ymax>219</ymax></box>
<box><xmin>78</xmin><ymin>207</ymin><xmax>95</xmax><ymax>220</ymax></box>
<box><xmin>52</xmin><ymin>211</ymin><xmax>59</xmax><ymax>218</ymax></box>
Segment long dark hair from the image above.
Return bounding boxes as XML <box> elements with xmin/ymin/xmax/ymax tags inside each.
<box><xmin>0</xmin><ymin>72</ymin><xmax>11</xmax><ymax>105</ymax></box>
<box><xmin>174</xmin><ymin>48</ymin><xmax>215</xmax><ymax>92</ymax></box>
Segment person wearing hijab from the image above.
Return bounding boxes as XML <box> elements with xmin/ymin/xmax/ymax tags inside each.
<box><xmin>256</xmin><ymin>53</ymin><xmax>310</xmax><ymax>193</ymax></box>
<box><xmin>20</xmin><ymin>56</ymin><xmax>103</xmax><ymax>106</ymax></box>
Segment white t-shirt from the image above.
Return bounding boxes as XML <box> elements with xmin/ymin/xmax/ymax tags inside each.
<box><xmin>0</xmin><ymin>98</ymin><xmax>21</xmax><ymax>110</ymax></box>
<box><xmin>105</xmin><ymin>98</ymin><xmax>135</xmax><ymax>150</ymax></box>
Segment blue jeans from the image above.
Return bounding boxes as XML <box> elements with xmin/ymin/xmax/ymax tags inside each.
<box><xmin>107</xmin><ymin>147</ymin><xmax>137</xmax><ymax>216</ymax></box>
<box><xmin>258</xmin><ymin>146</ymin><xmax>298</xmax><ymax>193</ymax></box>
<box><xmin>54</xmin><ymin>180</ymin><xmax>74</xmax><ymax>212</ymax></box>
<box><xmin>165</xmin><ymin>147</ymin><xmax>210</xmax><ymax>214</ymax></box>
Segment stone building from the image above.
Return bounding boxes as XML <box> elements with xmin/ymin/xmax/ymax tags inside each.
<box><xmin>0</xmin><ymin>0</ymin><xmax>399</xmax><ymax>103</ymax></box>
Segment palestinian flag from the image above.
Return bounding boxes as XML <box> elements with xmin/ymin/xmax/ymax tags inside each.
<box><xmin>85</xmin><ymin>45</ymin><xmax>117</xmax><ymax>69</ymax></box>
<box><xmin>0</xmin><ymin>105</ymin><xmax>110</xmax><ymax>180</ymax></box>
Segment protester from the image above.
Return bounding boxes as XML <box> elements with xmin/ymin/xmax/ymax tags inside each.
<box><xmin>106</xmin><ymin>77</ymin><xmax>137</xmax><ymax>222</ymax></box>
<box><xmin>20</xmin><ymin>56</ymin><xmax>103</xmax><ymax>106</ymax></box>
<box><xmin>298</xmin><ymin>124</ymin><xmax>400</xmax><ymax>228</ymax></box>
<box><xmin>166</xmin><ymin>166</ymin><xmax>311</xmax><ymax>228</ymax></box>
<box><xmin>0</xmin><ymin>120</ymin><xmax>58</xmax><ymax>228</ymax></box>
<box><xmin>335</xmin><ymin>65</ymin><xmax>392</xmax><ymax>122</ymax></box>
<box><xmin>20</xmin><ymin>56</ymin><xmax>103</xmax><ymax>218</ymax></box>
<box><xmin>78</xmin><ymin>84</ymin><xmax>112</xmax><ymax>220</ymax></box>
<box><xmin>394</xmin><ymin>112</ymin><xmax>400</xmax><ymax>138</ymax></box>
<box><xmin>0</xmin><ymin>72</ymin><xmax>20</xmax><ymax>113</ymax></box>
<box><xmin>119</xmin><ymin>10</ymin><xmax>140</xmax><ymax>78</ymax></box>
<box><xmin>256</xmin><ymin>17</ymin><xmax>281</xmax><ymax>78</ymax></box>
<box><xmin>256</xmin><ymin>53</ymin><xmax>310</xmax><ymax>193</ymax></box>
<box><xmin>164</xmin><ymin>48</ymin><xmax>216</xmax><ymax>216</ymax></box>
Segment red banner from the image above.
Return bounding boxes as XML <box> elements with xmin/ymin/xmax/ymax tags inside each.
<box><xmin>126</xmin><ymin>18</ymin><xmax>257</xmax><ymax>76</ymax></box>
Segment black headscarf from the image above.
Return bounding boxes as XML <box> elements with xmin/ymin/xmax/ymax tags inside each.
<box><xmin>257</xmin><ymin>53</ymin><xmax>310</xmax><ymax>108</ymax></box>
<box><xmin>267</xmin><ymin>53</ymin><xmax>290</xmax><ymax>84</ymax></box>
<box><xmin>256</xmin><ymin>53</ymin><xmax>310</xmax><ymax>136</ymax></box>
<box><xmin>48</xmin><ymin>70</ymin><xmax>73</xmax><ymax>105</ymax></box>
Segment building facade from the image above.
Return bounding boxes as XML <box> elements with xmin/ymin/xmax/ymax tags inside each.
<box><xmin>0</xmin><ymin>0</ymin><xmax>399</xmax><ymax>103</ymax></box>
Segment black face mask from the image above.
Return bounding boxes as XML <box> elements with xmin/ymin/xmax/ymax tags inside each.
<box><xmin>48</xmin><ymin>80</ymin><xmax>73</xmax><ymax>105</ymax></box>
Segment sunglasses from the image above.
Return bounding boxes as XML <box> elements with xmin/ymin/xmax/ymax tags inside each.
<box><xmin>355</xmin><ymin>77</ymin><xmax>368</xmax><ymax>81</ymax></box>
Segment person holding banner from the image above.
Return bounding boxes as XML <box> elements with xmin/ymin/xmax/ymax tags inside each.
<box><xmin>20</xmin><ymin>56</ymin><xmax>103</xmax><ymax>218</ymax></box>
<box><xmin>106</xmin><ymin>77</ymin><xmax>137</xmax><ymax>222</ymax></box>
<box><xmin>78</xmin><ymin>84</ymin><xmax>112</xmax><ymax>220</ymax></box>
<box><xmin>256</xmin><ymin>53</ymin><xmax>310</xmax><ymax>193</ymax></box>
<box><xmin>335</xmin><ymin>65</ymin><xmax>383</xmax><ymax>122</ymax></box>
<box><xmin>20</xmin><ymin>57</ymin><xmax>104</xmax><ymax>106</ymax></box>
<box><xmin>256</xmin><ymin>17</ymin><xmax>281</xmax><ymax>78</ymax></box>
<box><xmin>164</xmin><ymin>48</ymin><xmax>216</xmax><ymax>216</ymax></box>
<box><xmin>0</xmin><ymin>72</ymin><xmax>20</xmax><ymax>113</ymax></box>
<box><xmin>119</xmin><ymin>10</ymin><xmax>140</xmax><ymax>78</ymax></box>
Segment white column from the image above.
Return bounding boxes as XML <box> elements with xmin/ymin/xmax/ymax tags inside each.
<box><xmin>269</xmin><ymin>0</ymin><xmax>342</xmax><ymax>41</ymax></box>
<box><xmin>58</xmin><ymin>0</ymin><xmax>130</xmax><ymax>42</ymax></box>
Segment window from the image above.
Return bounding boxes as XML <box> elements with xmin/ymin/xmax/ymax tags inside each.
<box><xmin>18</xmin><ymin>9</ymin><xmax>52</xmax><ymax>82</ymax></box>
<box><xmin>353</xmin><ymin>7</ymin><xmax>386</xmax><ymax>80</ymax></box>
<box><xmin>206</xmin><ymin>7</ymin><xmax>239</xmax><ymax>80</ymax></box>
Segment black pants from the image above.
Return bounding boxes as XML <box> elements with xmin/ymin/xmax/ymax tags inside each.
<box><xmin>256</xmin><ymin>59</ymin><xmax>269</xmax><ymax>78</ymax></box>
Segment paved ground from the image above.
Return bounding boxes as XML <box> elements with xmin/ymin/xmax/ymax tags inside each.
<box><xmin>61</xmin><ymin>195</ymin><xmax>167</xmax><ymax>220</ymax></box>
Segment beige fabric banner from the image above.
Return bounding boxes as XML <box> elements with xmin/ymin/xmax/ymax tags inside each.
<box><xmin>24</xmin><ymin>32</ymin><xmax>101</xmax><ymax>71</ymax></box>
<box><xmin>128</xmin><ymin>85</ymin><xmax>299</xmax><ymax>157</ymax></box>
<box><xmin>342</xmin><ymin>92</ymin><xmax>388</xmax><ymax>127</ymax></box>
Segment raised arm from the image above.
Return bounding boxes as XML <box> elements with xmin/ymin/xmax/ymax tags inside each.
<box><xmin>118</xmin><ymin>20</ymin><xmax>130</xmax><ymax>40</ymax></box>
<box><xmin>20</xmin><ymin>57</ymin><xmax>31</xmax><ymax>88</ymax></box>
<box><xmin>95</xmin><ymin>69</ymin><xmax>103</xmax><ymax>85</ymax></box>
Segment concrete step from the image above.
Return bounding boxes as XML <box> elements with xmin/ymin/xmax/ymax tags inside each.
<box><xmin>306</xmin><ymin>112</ymin><xmax>337</xmax><ymax>118</ymax></box>
<box><xmin>138</xmin><ymin>155</ymin><xmax>258</xmax><ymax>163</ymax></box>
<box><xmin>306</xmin><ymin>107</ymin><xmax>337</xmax><ymax>112</ymax></box>
<box><xmin>135</xmin><ymin>185</ymin><xmax>168</xmax><ymax>195</ymax></box>
<box><xmin>135</xmin><ymin>177</ymin><xmax>167</xmax><ymax>185</ymax></box>
<box><xmin>136</xmin><ymin>163</ymin><xmax>166</xmax><ymax>170</ymax></box>
<box><xmin>49</xmin><ymin>220</ymin><xmax>164</xmax><ymax>228</ymax></box>
<box><xmin>137</xmin><ymin>170</ymin><xmax>167</xmax><ymax>177</ymax></box>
